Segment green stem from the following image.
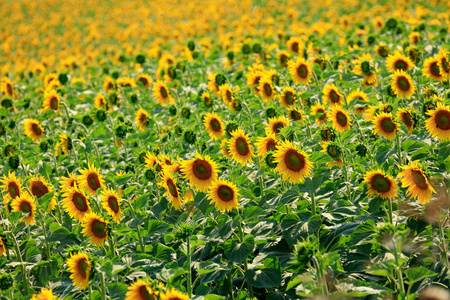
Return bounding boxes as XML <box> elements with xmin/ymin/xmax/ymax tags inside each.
<box><xmin>126</xmin><ymin>200</ymin><xmax>145</xmax><ymax>252</ymax></box>
<box><xmin>438</xmin><ymin>217</ymin><xmax>449</xmax><ymax>268</ymax></box>
<box><xmin>392</xmin><ymin>243</ymin><xmax>406</xmax><ymax>295</ymax></box>
<box><xmin>109</xmin><ymin>234</ymin><xmax>115</xmax><ymax>258</ymax></box>
<box><xmin>310</xmin><ymin>187</ymin><xmax>316</xmax><ymax>216</ymax></box>
<box><xmin>387</xmin><ymin>197</ymin><xmax>394</xmax><ymax>225</ymax></box>
<box><xmin>100</xmin><ymin>272</ymin><xmax>107</xmax><ymax>300</ymax></box>
<box><xmin>89</xmin><ymin>285</ymin><xmax>93</xmax><ymax>300</ymax></box>
<box><xmin>186</xmin><ymin>236</ymin><xmax>192</xmax><ymax>298</ymax></box>
<box><xmin>395</xmin><ymin>131</ymin><xmax>402</xmax><ymax>166</ymax></box>
<box><xmin>236</xmin><ymin>210</ymin><xmax>254</xmax><ymax>299</ymax></box>
<box><xmin>10</xmin><ymin>232</ymin><xmax>29</xmax><ymax>296</ymax></box>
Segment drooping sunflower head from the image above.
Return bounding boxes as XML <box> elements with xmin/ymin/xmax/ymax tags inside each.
<box><xmin>67</xmin><ymin>252</ymin><xmax>91</xmax><ymax>290</ymax></box>
<box><xmin>137</xmin><ymin>74</ymin><xmax>153</xmax><ymax>88</ymax></box>
<box><xmin>125</xmin><ymin>279</ymin><xmax>158</xmax><ymax>300</ymax></box>
<box><xmin>322</xmin><ymin>83</ymin><xmax>344</xmax><ymax>107</ymax></box>
<box><xmin>396</xmin><ymin>108</ymin><xmax>417</xmax><ymax>133</ymax></box>
<box><xmin>208</xmin><ymin>179</ymin><xmax>239</xmax><ymax>212</ymax></box>
<box><xmin>425</xmin><ymin>102</ymin><xmax>450</xmax><ymax>141</ymax></box>
<box><xmin>321</xmin><ymin>141</ymin><xmax>342</xmax><ymax>160</ymax></box>
<box><xmin>398</xmin><ymin>161</ymin><xmax>436</xmax><ymax>204</ymax></box>
<box><xmin>375</xmin><ymin>43</ymin><xmax>389</xmax><ymax>58</ymax></box>
<box><xmin>180</xmin><ymin>153</ymin><xmax>218</xmax><ymax>191</ymax></box>
<box><xmin>287</xmin><ymin>58</ymin><xmax>312</xmax><ymax>85</ymax></box>
<box><xmin>153</xmin><ymin>81</ymin><xmax>175</xmax><ymax>106</ymax></box>
<box><xmin>41</xmin><ymin>89</ymin><xmax>61</xmax><ymax>113</ymax></box>
<box><xmin>386</xmin><ymin>50</ymin><xmax>415</xmax><ymax>73</ymax></box>
<box><xmin>100</xmin><ymin>188</ymin><xmax>122</xmax><ymax>223</ymax></box>
<box><xmin>329</xmin><ymin>107</ymin><xmax>351</xmax><ymax>132</ymax></box>
<box><xmin>220</xmin><ymin>138</ymin><xmax>232</xmax><ymax>158</ymax></box>
<box><xmin>1</xmin><ymin>171</ymin><xmax>22</xmax><ymax>200</ymax></box>
<box><xmin>259</xmin><ymin>75</ymin><xmax>275</xmax><ymax>103</ymax></box>
<box><xmin>59</xmin><ymin>172</ymin><xmax>79</xmax><ymax>192</ymax></box>
<box><xmin>286</xmin><ymin>37</ymin><xmax>304</xmax><ymax>54</ymax></box>
<box><xmin>274</xmin><ymin>140</ymin><xmax>313</xmax><ymax>184</ymax></box>
<box><xmin>201</xmin><ymin>91</ymin><xmax>213</xmax><ymax>108</ymax></box>
<box><xmin>228</xmin><ymin>129</ymin><xmax>254</xmax><ymax>166</ymax></box>
<box><xmin>203</xmin><ymin>112</ymin><xmax>225</xmax><ymax>140</ymax></box>
<box><xmin>279</xmin><ymin>86</ymin><xmax>296</xmax><ymax>107</ymax></box>
<box><xmin>11</xmin><ymin>193</ymin><xmax>36</xmax><ymax>225</ymax></box>
<box><xmin>135</xmin><ymin>108</ymin><xmax>150</xmax><ymax>131</ymax></box>
<box><xmin>363</xmin><ymin>169</ymin><xmax>398</xmax><ymax>199</ymax></box>
<box><xmin>62</xmin><ymin>184</ymin><xmax>91</xmax><ymax>222</ymax></box>
<box><xmin>266</xmin><ymin>115</ymin><xmax>290</xmax><ymax>136</ymax></box>
<box><xmin>158</xmin><ymin>173</ymin><xmax>183</xmax><ymax>210</ymax></box>
<box><xmin>219</xmin><ymin>83</ymin><xmax>235</xmax><ymax>105</ymax></box>
<box><xmin>256</xmin><ymin>131</ymin><xmax>279</xmax><ymax>158</ymax></box>
<box><xmin>320</xmin><ymin>126</ymin><xmax>336</xmax><ymax>143</ymax></box>
<box><xmin>288</xmin><ymin>107</ymin><xmax>303</xmax><ymax>122</ymax></box>
<box><xmin>94</xmin><ymin>92</ymin><xmax>108</xmax><ymax>110</ymax></box>
<box><xmin>44</xmin><ymin>73</ymin><xmax>59</xmax><ymax>89</ymax></box>
<box><xmin>311</xmin><ymin>103</ymin><xmax>328</xmax><ymax>125</ymax></box>
<box><xmin>207</xmin><ymin>73</ymin><xmax>220</xmax><ymax>96</ymax></box>
<box><xmin>423</xmin><ymin>56</ymin><xmax>444</xmax><ymax>81</ymax></box>
<box><xmin>390</xmin><ymin>70</ymin><xmax>416</xmax><ymax>99</ymax></box>
<box><xmin>82</xmin><ymin>213</ymin><xmax>109</xmax><ymax>247</ymax></box>
<box><xmin>24</xmin><ymin>119</ymin><xmax>45</xmax><ymax>142</ymax></box>
<box><xmin>145</xmin><ymin>152</ymin><xmax>163</xmax><ymax>174</ymax></box>
<box><xmin>55</xmin><ymin>133</ymin><xmax>72</xmax><ymax>156</ymax></box>
<box><xmin>347</xmin><ymin>89</ymin><xmax>368</xmax><ymax>115</ymax></box>
<box><xmin>372</xmin><ymin>112</ymin><xmax>399</xmax><ymax>141</ymax></box>
<box><xmin>78</xmin><ymin>163</ymin><xmax>105</xmax><ymax>195</ymax></box>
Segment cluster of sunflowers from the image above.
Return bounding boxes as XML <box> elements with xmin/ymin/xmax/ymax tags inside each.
<box><xmin>1</xmin><ymin>0</ymin><xmax>450</xmax><ymax>299</ymax></box>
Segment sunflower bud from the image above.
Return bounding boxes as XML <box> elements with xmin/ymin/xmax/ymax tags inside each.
<box><xmin>168</xmin><ymin>105</ymin><xmax>177</xmax><ymax>116</ymax></box>
<box><xmin>130</xmin><ymin>93</ymin><xmax>138</xmax><ymax>104</ymax></box>
<box><xmin>58</xmin><ymin>73</ymin><xmax>68</xmax><ymax>85</ymax></box>
<box><xmin>136</xmin><ymin>53</ymin><xmax>146</xmax><ymax>64</ymax></box>
<box><xmin>145</xmin><ymin>168</ymin><xmax>156</xmax><ymax>181</ymax></box>
<box><xmin>422</xmin><ymin>100</ymin><xmax>437</xmax><ymax>116</ymax></box>
<box><xmin>264</xmin><ymin>152</ymin><xmax>278</xmax><ymax>169</ymax></box>
<box><xmin>252</xmin><ymin>43</ymin><xmax>262</xmax><ymax>54</ymax></box>
<box><xmin>184</xmin><ymin>130</ymin><xmax>196</xmax><ymax>145</ymax></box>
<box><xmin>320</xmin><ymin>127</ymin><xmax>336</xmax><ymax>142</ymax></box>
<box><xmin>227</xmin><ymin>51</ymin><xmax>234</xmax><ymax>62</ymax></box>
<box><xmin>1</xmin><ymin>98</ymin><xmax>12</xmax><ymax>109</ymax></box>
<box><xmin>3</xmin><ymin>144</ymin><xmax>15</xmax><ymax>157</ymax></box>
<box><xmin>8</xmin><ymin>155</ymin><xmax>20</xmax><ymax>170</ymax></box>
<box><xmin>174</xmin><ymin>125</ymin><xmax>183</xmax><ymax>137</ymax></box>
<box><xmin>242</xmin><ymin>43</ymin><xmax>251</xmax><ymax>54</ymax></box>
<box><xmin>82</xmin><ymin>115</ymin><xmax>93</xmax><ymax>127</ymax></box>
<box><xmin>0</xmin><ymin>273</ymin><xmax>13</xmax><ymax>290</ymax></box>
<box><xmin>355</xmin><ymin>144</ymin><xmax>368</xmax><ymax>157</ymax></box>
<box><xmin>95</xmin><ymin>109</ymin><xmax>107</xmax><ymax>122</ymax></box>
<box><xmin>225</xmin><ymin>122</ymin><xmax>238</xmax><ymax>138</ymax></box>
<box><xmin>8</xmin><ymin>120</ymin><xmax>15</xmax><ymax>130</ymax></box>
<box><xmin>361</xmin><ymin>61</ymin><xmax>371</xmax><ymax>75</ymax></box>
<box><xmin>181</xmin><ymin>107</ymin><xmax>191</xmax><ymax>119</ymax></box>
<box><xmin>115</xmin><ymin>124</ymin><xmax>127</xmax><ymax>139</ymax></box>
<box><xmin>187</xmin><ymin>40</ymin><xmax>195</xmax><ymax>51</ymax></box>
<box><xmin>167</xmin><ymin>66</ymin><xmax>177</xmax><ymax>80</ymax></box>
<box><xmin>215</xmin><ymin>73</ymin><xmax>226</xmax><ymax>87</ymax></box>
<box><xmin>386</xmin><ymin>18</ymin><xmax>397</xmax><ymax>30</ymax></box>
<box><xmin>289</xmin><ymin>237</ymin><xmax>315</xmax><ymax>273</ymax></box>
<box><xmin>175</xmin><ymin>222</ymin><xmax>195</xmax><ymax>240</ymax></box>
<box><xmin>40</xmin><ymin>140</ymin><xmax>49</xmax><ymax>152</ymax></box>
<box><xmin>265</xmin><ymin>107</ymin><xmax>277</xmax><ymax>118</ymax></box>
<box><xmin>325</xmin><ymin>142</ymin><xmax>342</xmax><ymax>159</ymax></box>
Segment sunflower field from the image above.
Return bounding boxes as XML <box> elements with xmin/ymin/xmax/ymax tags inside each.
<box><xmin>1</xmin><ymin>0</ymin><xmax>450</xmax><ymax>299</ymax></box>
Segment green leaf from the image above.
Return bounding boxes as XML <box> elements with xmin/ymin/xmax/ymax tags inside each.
<box><xmin>30</xmin><ymin>258</ymin><xmax>59</xmax><ymax>286</ymax></box>
<box><xmin>38</xmin><ymin>191</ymin><xmax>55</xmax><ymax>210</ymax></box>
<box><xmin>349</xmin><ymin>219</ymin><xmax>376</xmax><ymax>246</ymax></box>
<box><xmin>107</xmin><ymin>283</ymin><xmax>128</xmax><ymax>300</ymax></box>
<box><xmin>132</xmin><ymin>192</ymin><xmax>150</xmax><ymax>209</ymax></box>
<box><xmin>146</xmin><ymin>220</ymin><xmax>169</xmax><ymax>235</ymax></box>
<box><xmin>196</xmin><ymin>261</ymin><xmax>230</xmax><ymax>285</ymax></box>
<box><xmin>25</xmin><ymin>246</ymin><xmax>42</xmax><ymax>264</ymax></box>
<box><xmin>404</xmin><ymin>266</ymin><xmax>437</xmax><ymax>284</ymax></box>
<box><xmin>224</xmin><ymin>234</ymin><xmax>255</xmax><ymax>264</ymax></box>
<box><xmin>124</xmin><ymin>185</ymin><xmax>137</xmax><ymax>196</ymax></box>
<box><xmin>245</xmin><ymin>268</ymin><xmax>282</xmax><ymax>288</ymax></box>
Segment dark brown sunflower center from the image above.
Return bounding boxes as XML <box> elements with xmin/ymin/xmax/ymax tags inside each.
<box><xmin>138</xmin><ymin>285</ymin><xmax>154</xmax><ymax>300</ymax></box>
<box><xmin>78</xmin><ymin>259</ymin><xmax>90</xmax><ymax>279</ymax></box>
<box><xmin>73</xmin><ymin>192</ymin><xmax>88</xmax><ymax>211</ymax></box>
<box><xmin>291</xmin><ymin>42</ymin><xmax>299</xmax><ymax>53</ymax></box>
<box><xmin>8</xmin><ymin>182</ymin><xmax>20</xmax><ymax>198</ymax></box>
<box><xmin>160</xmin><ymin>87</ymin><xmax>168</xmax><ymax>98</ymax></box>
<box><xmin>336</xmin><ymin>111</ymin><xmax>348</xmax><ymax>127</ymax></box>
<box><xmin>166</xmin><ymin>179</ymin><xmax>178</xmax><ymax>198</ymax></box>
<box><xmin>396</xmin><ymin>76</ymin><xmax>411</xmax><ymax>91</ymax></box>
<box><xmin>296</xmin><ymin>64</ymin><xmax>308</xmax><ymax>79</ymax></box>
<box><xmin>430</xmin><ymin>61</ymin><xmax>441</xmax><ymax>77</ymax></box>
<box><xmin>106</xmin><ymin>195</ymin><xmax>119</xmax><ymax>213</ymax></box>
<box><xmin>106</xmin><ymin>82</ymin><xmax>113</xmax><ymax>90</ymax></box>
<box><xmin>280</xmin><ymin>54</ymin><xmax>288</xmax><ymax>66</ymax></box>
<box><xmin>192</xmin><ymin>159</ymin><xmax>212</xmax><ymax>180</ymax></box>
<box><xmin>317</xmin><ymin>109</ymin><xmax>326</xmax><ymax>121</ymax></box>
<box><xmin>263</xmin><ymin>83</ymin><xmax>272</xmax><ymax>96</ymax></box>
<box><xmin>329</xmin><ymin>90</ymin><xmax>340</xmax><ymax>103</ymax></box>
<box><xmin>50</xmin><ymin>96</ymin><xmax>59</xmax><ymax>109</ymax></box>
<box><xmin>440</xmin><ymin>57</ymin><xmax>449</xmax><ymax>73</ymax></box>
<box><xmin>371</xmin><ymin>174</ymin><xmax>391</xmax><ymax>193</ymax></box>
<box><xmin>394</xmin><ymin>60</ymin><xmax>407</xmax><ymax>71</ymax></box>
<box><xmin>402</xmin><ymin>112</ymin><xmax>414</xmax><ymax>127</ymax></box>
<box><xmin>31</xmin><ymin>181</ymin><xmax>49</xmax><ymax>198</ymax></box>
<box><xmin>284</xmin><ymin>149</ymin><xmax>305</xmax><ymax>172</ymax></box>
<box><xmin>210</xmin><ymin>119</ymin><xmax>221</xmax><ymax>132</ymax></box>
<box><xmin>253</xmin><ymin>76</ymin><xmax>262</xmax><ymax>90</ymax></box>
<box><xmin>266</xmin><ymin>139</ymin><xmax>277</xmax><ymax>152</ymax></box>
<box><xmin>226</xmin><ymin>90</ymin><xmax>232</xmax><ymax>102</ymax></box>
<box><xmin>87</xmin><ymin>173</ymin><xmax>101</xmax><ymax>191</ymax></box>
<box><xmin>411</xmin><ymin>170</ymin><xmax>429</xmax><ymax>190</ymax></box>
<box><xmin>290</xmin><ymin>110</ymin><xmax>302</xmax><ymax>121</ymax></box>
<box><xmin>272</xmin><ymin>122</ymin><xmax>285</xmax><ymax>134</ymax></box>
<box><xmin>6</xmin><ymin>83</ymin><xmax>12</xmax><ymax>95</ymax></box>
<box><xmin>138</xmin><ymin>77</ymin><xmax>148</xmax><ymax>86</ymax></box>
<box><xmin>235</xmin><ymin>137</ymin><xmax>250</xmax><ymax>155</ymax></box>
<box><xmin>435</xmin><ymin>110</ymin><xmax>450</xmax><ymax>130</ymax></box>
<box><xmin>20</xmin><ymin>201</ymin><xmax>31</xmax><ymax>213</ymax></box>
<box><xmin>32</xmin><ymin>123</ymin><xmax>42</xmax><ymax>135</ymax></box>
<box><xmin>380</xmin><ymin>118</ymin><xmax>396</xmax><ymax>133</ymax></box>
<box><xmin>217</xmin><ymin>185</ymin><xmax>234</xmax><ymax>202</ymax></box>
<box><xmin>91</xmin><ymin>219</ymin><xmax>108</xmax><ymax>238</ymax></box>
<box><xmin>285</xmin><ymin>92</ymin><xmax>295</xmax><ymax>105</ymax></box>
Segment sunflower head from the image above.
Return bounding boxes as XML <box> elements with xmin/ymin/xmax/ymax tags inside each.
<box><xmin>208</xmin><ymin>180</ymin><xmax>239</xmax><ymax>212</ymax></box>
<box><xmin>100</xmin><ymin>188</ymin><xmax>122</xmax><ymax>223</ymax></box>
<box><xmin>363</xmin><ymin>170</ymin><xmax>398</xmax><ymax>199</ymax></box>
<box><xmin>274</xmin><ymin>140</ymin><xmax>313</xmax><ymax>184</ymax></box>
<box><xmin>159</xmin><ymin>173</ymin><xmax>183</xmax><ymax>210</ymax></box>
<box><xmin>321</xmin><ymin>141</ymin><xmax>342</xmax><ymax>160</ymax></box>
<box><xmin>1</xmin><ymin>171</ymin><xmax>22</xmax><ymax>200</ymax></box>
<box><xmin>322</xmin><ymin>83</ymin><xmax>344</xmax><ymax>107</ymax></box>
<box><xmin>180</xmin><ymin>153</ymin><xmax>218</xmax><ymax>191</ymax></box>
<box><xmin>320</xmin><ymin>126</ymin><xmax>336</xmax><ymax>142</ymax></box>
<box><xmin>330</xmin><ymin>107</ymin><xmax>351</xmax><ymax>132</ymax></box>
<box><xmin>423</xmin><ymin>56</ymin><xmax>444</xmax><ymax>81</ymax></box>
<box><xmin>82</xmin><ymin>213</ymin><xmax>109</xmax><ymax>247</ymax></box>
<box><xmin>125</xmin><ymin>279</ymin><xmax>158</xmax><ymax>300</ymax></box>
<box><xmin>425</xmin><ymin>102</ymin><xmax>450</xmax><ymax>141</ymax></box>
<box><xmin>24</xmin><ymin>119</ymin><xmax>45</xmax><ymax>142</ymax></box>
<box><xmin>11</xmin><ymin>193</ymin><xmax>36</xmax><ymax>225</ymax></box>
<box><xmin>78</xmin><ymin>164</ymin><xmax>104</xmax><ymax>195</ymax></box>
<box><xmin>67</xmin><ymin>252</ymin><xmax>92</xmax><ymax>290</ymax></box>
<box><xmin>288</xmin><ymin>58</ymin><xmax>312</xmax><ymax>85</ymax></box>
<box><xmin>398</xmin><ymin>161</ymin><xmax>436</xmax><ymax>204</ymax></box>
<box><xmin>203</xmin><ymin>112</ymin><xmax>225</xmax><ymax>140</ymax></box>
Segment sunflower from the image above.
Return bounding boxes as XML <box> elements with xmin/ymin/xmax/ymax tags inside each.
<box><xmin>82</xmin><ymin>213</ymin><xmax>109</xmax><ymax>247</ymax></box>
<box><xmin>144</xmin><ymin>153</ymin><xmax>163</xmax><ymax>174</ymax></box>
<box><xmin>67</xmin><ymin>252</ymin><xmax>91</xmax><ymax>290</ymax></box>
<box><xmin>288</xmin><ymin>58</ymin><xmax>312</xmax><ymax>85</ymax></box>
<box><xmin>311</xmin><ymin>103</ymin><xmax>328</xmax><ymax>125</ymax></box>
<box><xmin>29</xmin><ymin>175</ymin><xmax>56</xmax><ymax>210</ymax></box>
<box><xmin>363</xmin><ymin>170</ymin><xmax>398</xmax><ymax>199</ymax></box>
<box><xmin>24</xmin><ymin>119</ymin><xmax>45</xmax><ymax>142</ymax></box>
<box><xmin>219</xmin><ymin>83</ymin><xmax>235</xmax><ymax>106</ymax></box>
<box><xmin>78</xmin><ymin>164</ymin><xmax>105</xmax><ymax>195</ymax></box>
<box><xmin>158</xmin><ymin>154</ymin><xmax>174</xmax><ymax>167</ymax></box>
<box><xmin>390</xmin><ymin>70</ymin><xmax>416</xmax><ymax>99</ymax></box>
<box><xmin>386</xmin><ymin>51</ymin><xmax>414</xmax><ymax>73</ymax></box>
<box><xmin>397</xmin><ymin>108</ymin><xmax>416</xmax><ymax>133</ymax></box>
<box><xmin>137</xmin><ymin>74</ymin><xmax>153</xmax><ymax>88</ymax></box>
<box><xmin>353</xmin><ymin>53</ymin><xmax>377</xmax><ymax>85</ymax></box>
<box><xmin>180</xmin><ymin>153</ymin><xmax>219</xmax><ymax>191</ymax></box>
<box><xmin>347</xmin><ymin>89</ymin><xmax>368</xmax><ymax>115</ymax></box>
<box><xmin>208</xmin><ymin>180</ymin><xmax>239</xmax><ymax>212</ymax></box>
<box><xmin>330</xmin><ymin>107</ymin><xmax>351</xmax><ymax>132</ymax></box>
<box><xmin>220</xmin><ymin>139</ymin><xmax>232</xmax><ymax>158</ymax></box>
<box><xmin>266</xmin><ymin>115</ymin><xmax>290</xmax><ymax>136</ymax></box>
<box><xmin>288</xmin><ymin>107</ymin><xmax>303</xmax><ymax>122</ymax></box>
<box><xmin>207</xmin><ymin>74</ymin><xmax>220</xmax><ymax>96</ymax></box>
<box><xmin>62</xmin><ymin>185</ymin><xmax>91</xmax><ymax>221</ymax></box>
<box><xmin>256</xmin><ymin>132</ymin><xmax>279</xmax><ymax>157</ymax></box>
<box><xmin>228</xmin><ymin>129</ymin><xmax>254</xmax><ymax>166</ymax></box>
<box><xmin>274</xmin><ymin>140</ymin><xmax>313</xmax><ymax>184</ymax></box>
<box><xmin>59</xmin><ymin>172</ymin><xmax>79</xmax><ymax>192</ymax></box>
<box><xmin>279</xmin><ymin>86</ymin><xmax>296</xmax><ymax>107</ymax></box>
<box><xmin>135</xmin><ymin>108</ymin><xmax>150</xmax><ymax>131</ymax></box>
<box><xmin>203</xmin><ymin>112</ymin><xmax>225</xmax><ymax>140</ymax></box>
<box><xmin>259</xmin><ymin>76</ymin><xmax>275</xmax><ymax>102</ymax></box>
<box><xmin>103</xmin><ymin>76</ymin><xmax>116</xmax><ymax>92</ymax></box>
<box><xmin>153</xmin><ymin>81</ymin><xmax>175</xmax><ymax>106</ymax></box>
<box><xmin>0</xmin><ymin>236</ymin><xmax>5</xmax><ymax>257</ymax></box>
<box><xmin>372</xmin><ymin>112</ymin><xmax>399</xmax><ymax>140</ymax></box>
<box><xmin>362</xmin><ymin>74</ymin><xmax>378</xmax><ymax>88</ymax></box>
<box><xmin>201</xmin><ymin>91</ymin><xmax>213</xmax><ymax>107</ymax></box>
<box><xmin>30</xmin><ymin>288</ymin><xmax>61</xmax><ymax>300</ymax></box>
<box><xmin>11</xmin><ymin>193</ymin><xmax>36</xmax><ymax>225</ymax></box>
<box><xmin>95</xmin><ymin>93</ymin><xmax>108</xmax><ymax>110</ymax></box>
<box><xmin>277</xmin><ymin>50</ymin><xmax>290</xmax><ymax>67</ymax></box>
<box><xmin>0</xmin><ymin>77</ymin><xmax>14</xmax><ymax>98</ymax></box>
<box><xmin>287</xmin><ymin>37</ymin><xmax>303</xmax><ymax>54</ymax></box>
<box><xmin>55</xmin><ymin>133</ymin><xmax>72</xmax><ymax>156</ymax></box>
<box><xmin>125</xmin><ymin>279</ymin><xmax>158</xmax><ymax>300</ymax></box>
<box><xmin>437</xmin><ymin>49</ymin><xmax>450</xmax><ymax>79</ymax></box>
<box><xmin>159</xmin><ymin>173</ymin><xmax>183</xmax><ymax>210</ymax></box>
<box><xmin>41</xmin><ymin>89</ymin><xmax>60</xmax><ymax>113</ymax></box>
<box><xmin>322</xmin><ymin>84</ymin><xmax>344</xmax><ymax>107</ymax></box>
<box><xmin>409</xmin><ymin>31</ymin><xmax>420</xmax><ymax>45</ymax></box>
<box><xmin>44</xmin><ymin>73</ymin><xmax>59</xmax><ymax>88</ymax></box>
<box><xmin>246</xmin><ymin>71</ymin><xmax>264</xmax><ymax>95</ymax></box>
<box><xmin>100</xmin><ymin>188</ymin><xmax>122</xmax><ymax>223</ymax></box>
<box><xmin>375</xmin><ymin>43</ymin><xmax>389</xmax><ymax>58</ymax></box>
<box><xmin>398</xmin><ymin>161</ymin><xmax>435</xmax><ymax>204</ymax></box>
<box><xmin>425</xmin><ymin>102</ymin><xmax>450</xmax><ymax>141</ymax></box>
<box><xmin>372</xmin><ymin>16</ymin><xmax>385</xmax><ymax>30</ymax></box>
<box><xmin>1</xmin><ymin>171</ymin><xmax>22</xmax><ymax>200</ymax></box>
<box><xmin>422</xmin><ymin>56</ymin><xmax>444</xmax><ymax>81</ymax></box>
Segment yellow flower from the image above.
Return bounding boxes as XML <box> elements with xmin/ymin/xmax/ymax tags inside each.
<box><xmin>100</xmin><ymin>188</ymin><xmax>122</xmax><ymax>223</ymax></box>
<box><xmin>67</xmin><ymin>252</ymin><xmax>91</xmax><ymax>290</ymax></box>
<box><xmin>62</xmin><ymin>185</ymin><xmax>91</xmax><ymax>222</ymax></box>
<box><xmin>82</xmin><ymin>213</ymin><xmax>109</xmax><ymax>247</ymax></box>
<box><xmin>425</xmin><ymin>102</ymin><xmax>450</xmax><ymax>141</ymax></box>
<box><xmin>135</xmin><ymin>108</ymin><xmax>150</xmax><ymax>131</ymax></box>
<box><xmin>322</xmin><ymin>83</ymin><xmax>344</xmax><ymax>107</ymax></box>
<box><xmin>0</xmin><ymin>171</ymin><xmax>22</xmax><ymax>200</ymax></box>
<box><xmin>279</xmin><ymin>86</ymin><xmax>296</xmax><ymax>107</ymax></box>
<box><xmin>372</xmin><ymin>112</ymin><xmax>398</xmax><ymax>141</ymax></box>
<box><xmin>256</xmin><ymin>132</ymin><xmax>279</xmax><ymax>157</ymax></box>
<box><xmin>29</xmin><ymin>174</ymin><xmax>56</xmax><ymax>210</ymax></box>
<box><xmin>0</xmin><ymin>77</ymin><xmax>14</xmax><ymax>98</ymax></box>
<box><xmin>259</xmin><ymin>76</ymin><xmax>275</xmax><ymax>102</ymax></box>
<box><xmin>95</xmin><ymin>93</ymin><xmax>108</xmax><ymax>110</ymax></box>
<box><xmin>329</xmin><ymin>107</ymin><xmax>351</xmax><ymax>132</ymax></box>
<box><xmin>208</xmin><ymin>180</ymin><xmax>239</xmax><ymax>212</ymax></box>
<box><xmin>397</xmin><ymin>108</ymin><xmax>415</xmax><ymax>133</ymax></box>
<box><xmin>78</xmin><ymin>163</ymin><xmax>105</xmax><ymax>195</ymax></box>
<box><xmin>30</xmin><ymin>288</ymin><xmax>61</xmax><ymax>300</ymax></box>
<box><xmin>363</xmin><ymin>170</ymin><xmax>398</xmax><ymax>199</ymax></box>
<box><xmin>398</xmin><ymin>161</ymin><xmax>435</xmax><ymax>204</ymax></box>
<box><xmin>274</xmin><ymin>140</ymin><xmax>313</xmax><ymax>184</ymax></box>
<box><xmin>125</xmin><ymin>279</ymin><xmax>157</xmax><ymax>300</ymax></box>
<box><xmin>422</xmin><ymin>56</ymin><xmax>444</xmax><ymax>81</ymax></box>
<box><xmin>228</xmin><ymin>128</ymin><xmax>254</xmax><ymax>166</ymax></box>
<box><xmin>386</xmin><ymin>51</ymin><xmax>414</xmax><ymax>73</ymax></box>
<box><xmin>203</xmin><ymin>112</ymin><xmax>225</xmax><ymax>140</ymax></box>
<box><xmin>137</xmin><ymin>74</ymin><xmax>153</xmax><ymax>88</ymax></box>
<box><xmin>390</xmin><ymin>70</ymin><xmax>416</xmax><ymax>99</ymax></box>
<box><xmin>41</xmin><ymin>89</ymin><xmax>60</xmax><ymax>113</ymax></box>
<box><xmin>180</xmin><ymin>152</ymin><xmax>218</xmax><ymax>191</ymax></box>
<box><xmin>288</xmin><ymin>58</ymin><xmax>312</xmax><ymax>85</ymax></box>
<box><xmin>153</xmin><ymin>81</ymin><xmax>175</xmax><ymax>106</ymax></box>
<box><xmin>11</xmin><ymin>193</ymin><xmax>36</xmax><ymax>225</ymax></box>
<box><xmin>24</xmin><ymin>119</ymin><xmax>45</xmax><ymax>142</ymax></box>
<box><xmin>59</xmin><ymin>172</ymin><xmax>79</xmax><ymax>192</ymax></box>
<box><xmin>311</xmin><ymin>103</ymin><xmax>328</xmax><ymax>125</ymax></box>
<box><xmin>266</xmin><ymin>115</ymin><xmax>290</xmax><ymax>136</ymax></box>
<box><xmin>158</xmin><ymin>173</ymin><xmax>183</xmax><ymax>210</ymax></box>
<box><xmin>103</xmin><ymin>76</ymin><xmax>116</xmax><ymax>92</ymax></box>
